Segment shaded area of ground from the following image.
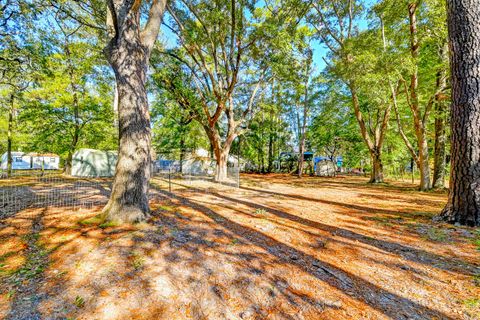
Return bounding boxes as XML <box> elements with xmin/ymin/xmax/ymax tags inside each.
<box><xmin>0</xmin><ymin>174</ymin><xmax>479</xmax><ymax>319</ymax></box>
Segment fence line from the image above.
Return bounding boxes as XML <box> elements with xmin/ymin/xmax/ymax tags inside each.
<box><xmin>0</xmin><ymin>172</ymin><xmax>111</xmax><ymax>219</ymax></box>
<box><xmin>0</xmin><ymin>167</ymin><xmax>240</xmax><ymax>219</ymax></box>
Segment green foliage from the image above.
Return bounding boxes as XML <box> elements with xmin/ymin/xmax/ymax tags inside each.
<box><xmin>74</xmin><ymin>295</ymin><xmax>85</xmax><ymax>308</ymax></box>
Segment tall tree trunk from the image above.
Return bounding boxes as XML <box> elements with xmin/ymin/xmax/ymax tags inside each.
<box><xmin>179</xmin><ymin>127</ymin><xmax>185</xmax><ymax>174</ymax></box>
<box><xmin>267</xmin><ymin>132</ymin><xmax>274</xmax><ymax>173</ymax></box>
<box><xmin>432</xmin><ymin>44</ymin><xmax>449</xmax><ymax>189</ymax></box>
<box><xmin>103</xmin><ymin>52</ymin><xmax>151</xmax><ymax>222</ymax></box>
<box><xmin>349</xmin><ymin>82</ymin><xmax>386</xmax><ymax>183</ymax></box>
<box><xmin>408</xmin><ymin>2</ymin><xmax>432</xmax><ymax>191</ymax></box>
<box><xmin>439</xmin><ymin>0</ymin><xmax>480</xmax><ymax>226</ymax></box>
<box><xmin>298</xmin><ymin>63</ymin><xmax>310</xmax><ymax>178</ymax></box>
<box><xmin>298</xmin><ymin>134</ymin><xmax>306</xmax><ymax>177</ymax></box>
<box><xmin>7</xmin><ymin>94</ymin><xmax>14</xmax><ymax>177</ymax></box>
<box><xmin>64</xmin><ymin>40</ymin><xmax>80</xmax><ymax>176</ymax></box>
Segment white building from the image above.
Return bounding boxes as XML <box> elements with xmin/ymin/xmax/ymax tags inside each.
<box><xmin>0</xmin><ymin>152</ymin><xmax>60</xmax><ymax>171</ymax></box>
<box><xmin>28</xmin><ymin>153</ymin><xmax>60</xmax><ymax>170</ymax></box>
<box><xmin>0</xmin><ymin>152</ymin><xmax>31</xmax><ymax>170</ymax></box>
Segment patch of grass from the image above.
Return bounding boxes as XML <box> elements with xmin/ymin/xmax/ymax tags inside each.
<box><xmin>14</xmin><ymin>248</ymin><xmax>48</xmax><ymax>281</ymax></box>
<box><xmin>98</xmin><ymin>221</ymin><xmax>119</xmax><ymax>229</ymax></box>
<box><xmin>21</xmin><ymin>232</ymin><xmax>40</xmax><ymax>242</ymax></box>
<box><xmin>423</xmin><ymin>228</ymin><xmax>449</xmax><ymax>242</ymax></box>
<box><xmin>77</xmin><ymin>216</ymin><xmax>103</xmax><ymax>227</ymax></box>
<box><xmin>463</xmin><ymin>298</ymin><xmax>480</xmax><ymax>308</ymax></box>
<box><xmin>472</xmin><ymin>229</ymin><xmax>480</xmax><ymax>251</ymax></box>
<box><xmin>254</xmin><ymin>208</ymin><xmax>267</xmax><ymax>217</ymax></box>
<box><xmin>410</xmin><ymin>211</ymin><xmax>434</xmax><ymax>219</ymax></box>
<box><xmin>463</xmin><ymin>298</ymin><xmax>480</xmax><ymax>318</ymax></box>
<box><xmin>6</xmin><ymin>290</ymin><xmax>15</xmax><ymax>300</ymax></box>
<box><xmin>130</xmin><ymin>252</ymin><xmax>145</xmax><ymax>271</ymax></box>
<box><xmin>169</xmin><ymin>227</ymin><xmax>179</xmax><ymax>236</ymax></box>
<box><xmin>157</xmin><ymin>205</ymin><xmax>175</xmax><ymax>212</ymax></box>
<box><xmin>74</xmin><ymin>295</ymin><xmax>85</xmax><ymax>308</ymax></box>
<box><xmin>230</xmin><ymin>238</ymin><xmax>239</xmax><ymax>246</ymax></box>
<box><xmin>0</xmin><ymin>251</ymin><xmax>16</xmax><ymax>263</ymax></box>
<box><xmin>364</xmin><ymin>216</ymin><xmax>394</xmax><ymax>227</ymax></box>
<box><xmin>473</xmin><ymin>239</ymin><xmax>480</xmax><ymax>251</ymax></box>
<box><xmin>472</xmin><ymin>273</ymin><xmax>480</xmax><ymax>287</ymax></box>
<box><xmin>54</xmin><ymin>270</ymin><xmax>68</xmax><ymax>279</ymax></box>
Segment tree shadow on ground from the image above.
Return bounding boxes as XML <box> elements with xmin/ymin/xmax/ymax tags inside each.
<box><xmin>150</xmin><ymin>185</ymin><xmax>456</xmax><ymax>320</ymax></box>
<box><xmin>4</xmin><ymin>208</ymin><xmax>49</xmax><ymax>320</ymax></box>
<box><xmin>163</xmin><ymin>180</ymin><xmax>478</xmax><ymax>276</ymax></box>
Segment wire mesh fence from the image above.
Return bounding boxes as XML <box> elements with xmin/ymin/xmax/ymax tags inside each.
<box><xmin>0</xmin><ymin>163</ymin><xmax>240</xmax><ymax>219</ymax></box>
<box><xmin>152</xmin><ymin>164</ymin><xmax>240</xmax><ymax>193</ymax></box>
<box><xmin>0</xmin><ymin>170</ymin><xmax>111</xmax><ymax>219</ymax></box>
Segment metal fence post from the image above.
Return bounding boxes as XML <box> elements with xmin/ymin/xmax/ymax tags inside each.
<box><xmin>169</xmin><ymin>166</ymin><xmax>172</xmax><ymax>192</ymax></box>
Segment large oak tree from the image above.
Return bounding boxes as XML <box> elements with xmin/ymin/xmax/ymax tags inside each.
<box><xmin>102</xmin><ymin>0</ymin><xmax>167</xmax><ymax>223</ymax></box>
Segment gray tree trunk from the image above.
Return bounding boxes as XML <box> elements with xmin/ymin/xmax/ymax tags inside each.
<box><xmin>370</xmin><ymin>148</ymin><xmax>384</xmax><ymax>183</ymax></box>
<box><xmin>102</xmin><ymin>0</ymin><xmax>166</xmax><ymax>223</ymax></box>
<box><xmin>7</xmin><ymin>94</ymin><xmax>14</xmax><ymax>177</ymax></box>
<box><xmin>432</xmin><ymin>101</ymin><xmax>447</xmax><ymax>188</ymax></box>
<box><xmin>439</xmin><ymin>0</ymin><xmax>480</xmax><ymax>226</ymax></box>
<box><xmin>432</xmin><ymin>44</ymin><xmax>449</xmax><ymax>189</ymax></box>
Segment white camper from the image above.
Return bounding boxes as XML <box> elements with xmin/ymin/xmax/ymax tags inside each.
<box><xmin>28</xmin><ymin>153</ymin><xmax>60</xmax><ymax>170</ymax></box>
<box><xmin>0</xmin><ymin>152</ymin><xmax>31</xmax><ymax>170</ymax></box>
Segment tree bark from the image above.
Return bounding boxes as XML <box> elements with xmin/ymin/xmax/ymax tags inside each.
<box><xmin>205</xmin><ymin>124</ymin><xmax>236</xmax><ymax>183</ymax></box>
<box><xmin>432</xmin><ymin>44</ymin><xmax>449</xmax><ymax>189</ymax></box>
<box><xmin>417</xmin><ymin>138</ymin><xmax>431</xmax><ymax>190</ymax></box>
<box><xmin>267</xmin><ymin>131</ymin><xmax>274</xmax><ymax>173</ymax></box>
<box><xmin>179</xmin><ymin>132</ymin><xmax>185</xmax><ymax>174</ymax></box>
<box><xmin>64</xmin><ymin>40</ymin><xmax>80</xmax><ymax>176</ymax></box>
<box><xmin>370</xmin><ymin>148</ymin><xmax>384</xmax><ymax>183</ymax></box>
<box><xmin>409</xmin><ymin>2</ymin><xmax>432</xmax><ymax>191</ymax></box>
<box><xmin>102</xmin><ymin>0</ymin><xmax>166</xmax><ymax>223</ymax></box>
<box><xmin>298</xmin><ymin>134</ymin><xmax>306</xmax><ymax>177</ymax></box>
<box><xmin>432</xmin><ymin>100</ymin><xmax>447</xmax><ymax>188</ymax></box>
<box><xmin>349</xmin><ymin>82</ymin><xmax>387</xmax><ymax>183</ymax></box>
<box><xmin>439</xmin><ymin>0</ymin><xmax>480</xmax><ymax>226</ymax></box>
<box><xmin>7</xmin><ymin>94</ymin><xmax>14</xmax><ymax>177</ymax></box>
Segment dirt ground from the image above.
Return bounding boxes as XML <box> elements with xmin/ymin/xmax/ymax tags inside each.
<box><xmin>0</xmin><ymin>174</ymin><xmax>479</xmax><ymax>320</ymax></box>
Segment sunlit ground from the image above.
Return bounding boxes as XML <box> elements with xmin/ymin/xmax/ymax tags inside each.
<box><xmin>1</xmin><ymin>174</ymin><xmax>479</xmax><ymax>319</ymax></box>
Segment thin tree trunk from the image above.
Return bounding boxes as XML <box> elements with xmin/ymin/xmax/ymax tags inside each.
<box><xmin>267</xmin><ymin>132</ymin><xmax>274</xmax><ymax>173</ymax></box>
<box><xmin>65</xmin><ymin>129</ymin><xmax>79</xmax><ymax>176</ymax></box>
<box><xmin>7</xmin><ymin>94</ymin><xmax>14</xmax><ymax>177</ymax></box>
<box><xmin>64</xmin><ymin>41</ymin><xmax>80</xmax><ymax>176</ymax></box>
<box><xmin>432</xmin><ymin>101</ymin><xmax>447</xmax><ymax>188</ymax></box>
<box><xmin>179</xmin><ymin>129</ymin><xmax>185</xmax><ymax>174</ymax></box>
<box><xmin>349</xmin><ymin>82</ymin><xmax>386</xmax><ymax>183</ymax></box>
<box><xmin>408</xmin><ymin>2</ymin><xmax>432</xmax><ymax>190</ymax></box>
<box><xmin>298</xmin><ymin>135</ymin><xmax>306</xmax><ymax>177</ymax></box>
<box><xmin>298</xmin><ymin>62</ymin><xmax>310</xmax><ymax>178</ymax></box>
<box><xmin>432</xmin><ymin>44</ymin><xmax>449</xmax><ymax>189</ymax></box>
<box><xmin>439</xmin><ymin>0</ymin><xmax>480</xmax><ymax>226</ymax></box>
